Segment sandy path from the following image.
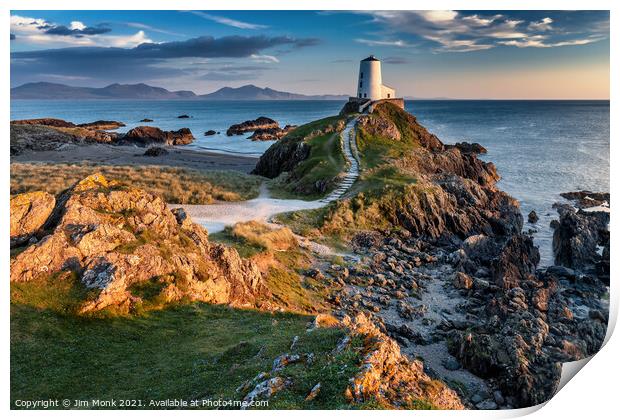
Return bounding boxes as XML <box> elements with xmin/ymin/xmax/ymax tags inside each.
<box><xmin>175</xmin><ymin>118</ymin><xmax>360</xmax><ymax>234</ymax></box>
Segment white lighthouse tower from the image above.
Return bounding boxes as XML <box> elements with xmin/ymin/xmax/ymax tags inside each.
<box><xmin>356</xmin><ymin>55</ymin><xmax>395</xmax><ymax>101</ymax></box>
<box><xmin>348</xmin><ymin>55</ymin><xmax>402</xmax><ymax>113</ymax></box>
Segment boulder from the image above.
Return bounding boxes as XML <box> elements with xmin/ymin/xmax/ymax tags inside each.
<box><xmin>177</xmin><ymin>114</ymin><xmax>191</xmax><ymax>119</ymax></box>
<box><xmin>227</xmin><ymin>117</ymin><xmax>278</xmax><ymax>136</ymax></box>
<box><xmin>204</xmin><ymin>130</ymin><xmax>217</xmax><ymax>136</ymax></box>
<box><xmin>10</xmin><ymin>191</ymin><xmax>55</xmax><ymax>247</ymax></box>
<box><xmin>122</xmin><ymin>126</ymin><xmax>194</xmax><ymax>146</ymax></box>
<box><xmin>453</xmin><ymin>272</ymin><xmax>473</xmax><ymax>290</ymax></box>
<box><xmin>527</xmin><ymin>210</ymin><xmax>539</xmax><ymax>224</ymax></box>
<box><xmin>140</xmin><ymin>118</ymin><xmax>153</xmax><ymax>122</ymax></box>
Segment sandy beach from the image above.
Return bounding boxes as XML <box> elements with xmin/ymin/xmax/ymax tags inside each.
<box><xmin>11</xmin><ymin>143</ymin><xmax>259</xmax><ymax>173</ymax></box>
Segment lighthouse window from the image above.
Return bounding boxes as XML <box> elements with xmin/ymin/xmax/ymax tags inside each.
<box><xmin>360</xmin><ymin>72</ymin><xmax>363</xmax><ymax>79</ymax></box>
<box><xmin>359</xmin><ymin>81</ymin><xmax>362</xmax><ymax>88</ymax></box>
<box><xmin>387</xmin><ymin>93</ymin><xmax>391</xmax><ymax>98</ymax></box>
<box><xmin>363</xmin><ymin>93</ymin><xmax>367</xmax><ymax>98</ymax></box>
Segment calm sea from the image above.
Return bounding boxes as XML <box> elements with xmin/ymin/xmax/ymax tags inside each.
<box><xmin>10</xmin><ymin>99</ymin><xmax>610</xmax><ymax>265</ymax></box>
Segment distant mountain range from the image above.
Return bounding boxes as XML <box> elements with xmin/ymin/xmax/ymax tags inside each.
<box><xmin>11</xmin><ymin>82</ymin><xmax>349</xmax><ymax>101</ymax></box>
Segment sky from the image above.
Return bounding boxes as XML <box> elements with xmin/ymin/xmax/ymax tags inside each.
<box><xmin>10</xmin><ymin>10</ymin><xmax>610</xmax><ymax>99</ymax></box>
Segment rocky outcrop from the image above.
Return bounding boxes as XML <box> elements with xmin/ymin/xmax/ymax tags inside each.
<box><xmin>10</xmin><ymin>174</ymin><xmax>268</xmax><ymax>313</ymax></box>
<box><xmin>492</xmin><ymin>234</ymin><xmax>540</xmax><ymax>290</ymax></box>
<box><xmin>227</xmin><ymin>117</ymin><xmax>278</xmax><ymax>136</ymax></box>
<box><xmin>204</xmin><ymin>130</ymin><xmax>217</xmax><ymax>136</ymax></box>
<box><xmin>342</xmin><ymin>313</ymin><xmax>464</xmax><ymax>409</ymax></box>
<box><xmin>552</xmin><ymin>203</ymin><xmax>609</xmax><ymax>274</ymax></box>
<box><xmin>248</xmin><ymin>125</ymin><xmax>297</xmax><ymax>141</ymax></box>
<box><xmin>122</xmin><ymin>126</ymin><xmax>194</xmax><ymax>146</ymax></box>
<box><xmin>560</xmin><ymin>191</ymin><xmax>609</xmax><ymax>208</ymax></box>
<box><xmin>11</xmin><ymin>118</ymin><xmax>76</xmax><ymax>128</ymax></box>
<box><xmin>357</xmin><ymin>114</ymin><xmax>401</xmax><ymax>141</ymax></box>
<box><xmin>251</xmin><ymin>139</ymin><xmax>311</xmax><ymax>178</ymax></box>
<box><xmin>449</xmin><ymin>142</ymin><xmax>487</xmax><ymax>155</ymax></box>
<box><xmin>10</xmin><ymin>191</ymin><xmax>55</xmax><ymax>247</ymax></box>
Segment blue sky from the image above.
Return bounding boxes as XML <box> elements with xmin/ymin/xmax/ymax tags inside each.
<box><xmin>10</xmin><ymin>10</ymin><xmax>610</xmax><ymax>98</ymax></box>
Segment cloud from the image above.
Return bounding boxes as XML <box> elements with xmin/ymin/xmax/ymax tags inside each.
<box><xmin>250</xmin><ymin>53</ymin><xmax>279</xmax><ymax>63</ymax></box>
<box><xmin>382</xmin><ymin>56</ymin><xmax>409</xmax><ymax>64</ymax></box>
<box><xmin>355</xmin><ymin>38</ymin><xmax>410</xmax><ymax>47</ymax></box>
<box><xmin>42</xmin><ymin>23</ymin><xmax>112</xmax><ymax>37</ymax></box>
<box><xmin>528</xmin><ymin>17</ymin><xmax>553</xmax><ymax>31</ymax></box>
<box><xmin>11</xmin><ymin>34</ymin><xmax>317</xmax><ymax>85</ymax></box>
<box><xmin>499</xmin><ymin>35</ymin><xmax>605</xmax><ymax>48</ymax></box>
<box><xmin>358</xmin><ymin>10</ymin><xmax>608</xmax><ymax>53</ymax></box>
<box><xmin>10</xmin><ymin>14</ymin><xmax>149</xmax><ymax>48</ymax></box>
<box><xmin>124</xmin><ymin>22</ymin><xmax>185</xmax><ymax>37</ymax></box>
<box><xmin>186</xmin><ymin>11</ymin><xmax>268</xmax><ymax>30</ymax></box>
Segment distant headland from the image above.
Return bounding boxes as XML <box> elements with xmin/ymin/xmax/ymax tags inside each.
<box><xmin>10</xmin><ymin>82</ymin><xmax>350</xmax><ymax>101</ymax></box>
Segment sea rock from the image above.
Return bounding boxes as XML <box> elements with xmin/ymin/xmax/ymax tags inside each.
<box><xmin>527</xmin><ymin>210</ymin><xmax>539</xmax><ymax>224</ymax></box>
<box><xmin>227</xmin><ymin>117</ymin><xmax>279</xmax><ymax>136</ymax></box>
<box><xmin>248</xmin><ymin>125</ymin><xmax>297</xmax><ymax>141</ymax></box>
<box><xmin>77</xmin><ymin>120</ymin><xmax>125</xmax><ymax>130</ymax></box>
<box><xmin>10</xmin><ymin>174</ymin><xmax>269</xmax><ymax>313</ymax></box>
<box><xmin>552</xmin><ymin>204</ymin><xmax>609</xmax><ymax>272</ymax></box>
<box><xmin>177</xmin><ymin>114</ymin><xmax>191</xmax><ymax>119</ymax></box>
<box><xmin>143</xmin><ymin>146</ymin><xmax>169</xmax><ymax>157</ymax></box>
<box><xmin>10</xmin><ymin>191</ymin><xmax>55</xmax><ymax>247</ymax></box>
<box><xmin>140</xmin><ymin>118</ymin><xmax>153</xmax><ymax>122</ymax></box>
<box><xmin>122</xmin><ymin>126</ymin><xmax>194</xmax><ymax>146</ymax></box>
<box><xmin>204</xmin><ymin>130</ymin><xmax>217</xmax><ymax>136</ymax></box>
<box><xmin>560</xmin><ymin>191</ymin><xmax>609</xmax><ymax>209</ymax></box>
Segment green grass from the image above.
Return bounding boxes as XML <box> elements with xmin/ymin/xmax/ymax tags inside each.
<box><xmin>268</xmin><ymin>115</ymin><xmax>348</xmax><ymax>200</ymax></box>
<box><xmin>11</xmin><ymin>299</ymin><xmax>358</xmax><ymax>409</ymax></box>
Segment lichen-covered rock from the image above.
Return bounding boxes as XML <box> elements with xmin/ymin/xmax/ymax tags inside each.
<box><xmin>10</xmin><ymin>191</ymin><xmax>55</xmax><ymax>247</ymax></box>
<box><xmin>10</xmin><ymin>173</ymin><xmax>268</xmax><ymax>313</ymax></box>
<box><xmin>342</xmin><ymin>314</ymin><xmax>464</xmax><ymax>409</ymax></box>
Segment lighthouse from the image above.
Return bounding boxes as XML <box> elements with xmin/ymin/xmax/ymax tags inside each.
<box><xmin>357</xmin><ymin>55</ymin><xmax>395</xmax><ymax>101</ymax></box>
<box><xmin>348</xmin><ymin>55</ymin><xmax>403</xmax><ymax>113</ymax></box>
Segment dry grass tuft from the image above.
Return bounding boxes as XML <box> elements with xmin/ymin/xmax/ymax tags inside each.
<box><xmin>10</xmin><ymin>162</ymin><xmax>262</xmax><ymax>204</ymax></box>
<box><xmin>230</xmin><ymin>220</ymin><xmax>297</xmax><ymax>252</ymax></box>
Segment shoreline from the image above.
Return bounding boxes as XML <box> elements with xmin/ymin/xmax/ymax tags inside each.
<box><xmin>10</xmin><ymin>142</ymin><xmax>259</xmax><ymax>173</ymax></box>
